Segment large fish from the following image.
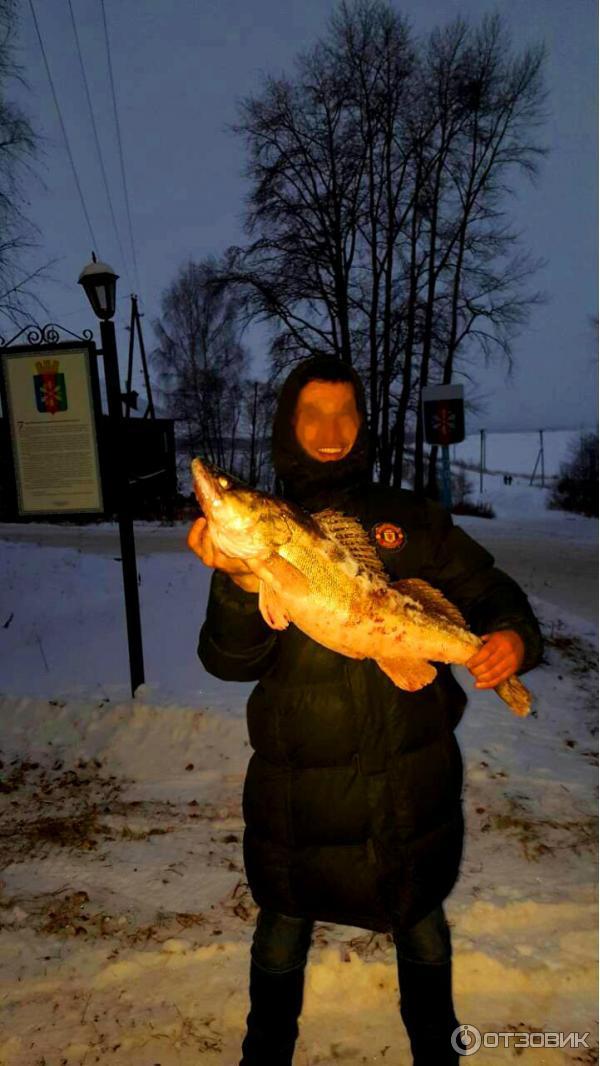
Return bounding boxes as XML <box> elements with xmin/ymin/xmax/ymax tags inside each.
<box><xmin>191</xmin><ymin>457</ymin><xmax>532</xmax><ymax>716</ymax></box>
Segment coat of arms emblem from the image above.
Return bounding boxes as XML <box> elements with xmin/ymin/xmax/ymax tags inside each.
<box><xmin>34</xmin><ymin>358</ymin><xmax>68</xmax><ymax>415</ymax></box>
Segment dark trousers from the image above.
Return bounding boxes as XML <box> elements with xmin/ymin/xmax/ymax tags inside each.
<box><xmin>240</xmin><ymin>904</ymin><xmax>461</xmax><ymax>1065</ymax></box>
<box><xmin>251</xmin><ymin>902</ymin><xmax>452</xmax><ymax>971</ymax></box>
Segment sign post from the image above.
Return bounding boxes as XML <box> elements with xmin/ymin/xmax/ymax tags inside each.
<box><xmin>0</xmin><ymin>316</ymin><xmax>145</xmax><ymax>699</ymax></box>
<box><xmin>422</xmin><ymin>384</ymin><xmax>465</xmax><ymax>510</ymax></box>
<box><xmin>99</xmin><ymin>316</ymin><xmax>145</xmax><ymax>696</ymax></box>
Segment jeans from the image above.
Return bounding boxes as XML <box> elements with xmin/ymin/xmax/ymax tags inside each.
<box><xmin>245</xmin><ymin>906</ymin><xmax>459</xmax><ymax>1065</ymax></box>
<box><xmin>250</xmin><ymin>903</ymin><xmax>452</xmax><ymax>973</ymax></box>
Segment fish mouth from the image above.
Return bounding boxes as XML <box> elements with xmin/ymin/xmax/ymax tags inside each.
<box><xmin>191</xmin><ymin>458</ymin><xmax>228</xmax><ymax>513</ymax></box>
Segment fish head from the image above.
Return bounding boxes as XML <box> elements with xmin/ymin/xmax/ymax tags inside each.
<box><xmin>191</xmin><ymin>457</ymin><xmax>292</xmax><ymax>559</ymax></box>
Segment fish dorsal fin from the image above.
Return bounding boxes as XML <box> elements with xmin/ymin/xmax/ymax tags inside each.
<box><xmin>313</xmin><ymin>508</ymin><xmax>388</xmax><ymax>580</ymax></box>
<box><xmin>391</xmin><ymin>577</ymin><xmax>466</xmax><ymax>629</ymax></box>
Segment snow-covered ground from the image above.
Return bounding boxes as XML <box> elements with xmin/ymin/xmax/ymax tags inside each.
<box><xmin>0</xmin><ymin>473</ymin><xmax>597</xmax><ymax>1065</ymax></box>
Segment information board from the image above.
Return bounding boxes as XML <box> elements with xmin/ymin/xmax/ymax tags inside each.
<box><xmin>0</xmin><ymin>342</ymin><xmax>104</xmax><ymax>516</ymax></box>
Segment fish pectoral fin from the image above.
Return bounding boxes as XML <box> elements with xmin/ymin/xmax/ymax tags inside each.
<box><xmin>375</xmin><ymin>656</ymin><xmax>438</xmax><ymax>691</ymax></box>
<box><xmin>254</xmin><ymin>553</ymin><xmax>310</xmax><ymax>599</ymax></box>
<box><xmin>258</xmin><ymin>580</ymin><xmax>290</xmax><ymax>631</ymax></box>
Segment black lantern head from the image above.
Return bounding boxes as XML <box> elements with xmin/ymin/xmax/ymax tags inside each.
<box><xmin>78</xmin><ymin>252</ymin><xmax>119</xmax><ymax>320</ymax></box>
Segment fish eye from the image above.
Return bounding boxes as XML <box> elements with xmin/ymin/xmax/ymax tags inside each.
<box><xmin>218</xmin><ymin>476</ymin><xmax>229</xmax><ymax>488</ymax></box>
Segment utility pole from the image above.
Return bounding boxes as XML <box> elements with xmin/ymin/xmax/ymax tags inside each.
<box><xmin>539</xmin><ymin>429</ymin><xmax>544</xmax><ymax>487</ymax></box>
<box><xmin>124</xmin><ymin>295</ymin><xmax>155</xmax><ymax>419</ymax></box>
<box><xmin>529</xmin><ymin>429</ymin><xmax>545</xmax><ymax>487</ymax></box>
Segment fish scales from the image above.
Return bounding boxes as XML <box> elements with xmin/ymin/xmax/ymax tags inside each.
<box><xmin>191</xmin><ymin>457</ymin><xmax>533</xmax><ymax>716</ymax></box>
<box><xmin>278</xmin><ymin>519</ymin><xmax>476</xmax><ymax>665</ymax></box>
<box><xmin>279</xmin><ymin>527</ymin><xmax>367</xmax><ymax>618</ymax></box>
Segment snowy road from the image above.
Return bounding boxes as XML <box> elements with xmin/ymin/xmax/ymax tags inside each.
<box><xmin>1</xmin><ymin>503</ymin><xmax>596</xmax><ymax>626</ymax></box>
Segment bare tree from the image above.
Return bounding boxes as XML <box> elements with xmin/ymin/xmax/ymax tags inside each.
<box><xmin>151</xmin><ymin>257</ymin><xmax>250</xmax><ymax>476</ymax></box>
<box><xmin>548</xmin><ymin>431</ymin><xmax>598</xmax><ymax>518</ymax></box>
<box><xmin>0</xmin><ymin>0</ymin><xmax>52</xmax><ymax>330</ymax></box>
<box><xmin>243</xmin><ymin>378</ymin><xmax>278</xmax><ymax>487</ymax></box>
<box><xmin>226</xmin><ymin>0</ymin><xmax>417</xmax><ymax>477</ymax></box>
<box><xmin>414</xmin><ymin>14</ymin><xmax>547</xmax><ymax>493</ymax></box>
<box><xmin>222</xmin><ymin>1</ymin><xmax>547</xmax><ymax>495</ymax></box>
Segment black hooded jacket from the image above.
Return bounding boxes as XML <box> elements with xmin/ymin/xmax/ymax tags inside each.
<box><xmin>197</xmin><ymin>356</ymin><xmax>543</xmax><ymax>932</ymax></box>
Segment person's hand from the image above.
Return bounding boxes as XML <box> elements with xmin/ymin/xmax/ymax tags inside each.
<box><xmin>465</xmin><ymin>630</ymin><xmax>525</xmax><ymax>689</ymax></box>
<box><xmin>187</xmin><ymin>517</ymin><xmax>260</xmax><ymax>593</ymax></box>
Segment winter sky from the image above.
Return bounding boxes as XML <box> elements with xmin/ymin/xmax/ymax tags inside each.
<box><xmin>5</xmin><ymin>0</ymin><xmax>598</xmax><ymax>434</ymax></box>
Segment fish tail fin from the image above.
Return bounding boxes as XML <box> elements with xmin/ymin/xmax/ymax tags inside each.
<box><xmin>495</xmin><ymin>675</ymin><xmax>532</xmax><ymax>717</ymax></box>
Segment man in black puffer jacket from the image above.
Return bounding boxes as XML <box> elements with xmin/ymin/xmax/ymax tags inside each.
<box><xmin>188</xmin><ymin>355</ymin><xmax>543</xmax><ymax>1066</ymax></box>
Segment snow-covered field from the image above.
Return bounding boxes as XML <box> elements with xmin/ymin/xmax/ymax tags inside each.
<box><xmin>0</xmin><ymin>474</ymin><xmax>597</xmax><ymax>1065</ymax></box>
<box><xmin>452</xmin><ymin>427</ymin><xmax>597</xmax><ymax>480</ymax></box>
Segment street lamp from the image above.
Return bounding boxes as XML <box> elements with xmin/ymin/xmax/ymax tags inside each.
<box><xmin>79</xmin><ymin>254</ymin><xmax>145</xmax><ymax>697</ymax></box>
<box><xmin>78</xmin><ymin>252</ymin><xmax>119</xmax><ymax>320</ymax></box>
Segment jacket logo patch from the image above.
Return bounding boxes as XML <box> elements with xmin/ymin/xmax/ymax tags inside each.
<box><xmin>372</xmin><ymin>522</ymin><xmax>406</xmax><ymax>550</ymax></box>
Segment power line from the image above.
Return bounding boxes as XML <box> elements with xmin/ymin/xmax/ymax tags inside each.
<box><xmin>67</xmin><ymin>0</ymin><xmax>132</xmax><ymax>287</ymax></box>
<box><xmin>28</xmin><ymin>0</ymin><xmax>98</xmax><ymax>253</ymax></box>
<box><xmin>100</xmin><ymin>0</ymin><xmax>141</xmax><ymax>298</ymax></box>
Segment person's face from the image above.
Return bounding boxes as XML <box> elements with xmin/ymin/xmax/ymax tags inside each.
<box><xmin>293</xmin><ymin>379</ymin><xmax>361</xmax><ymax>462</ymax></box>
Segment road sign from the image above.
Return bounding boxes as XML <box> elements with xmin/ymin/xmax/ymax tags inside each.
<box><xmin>422</xmin><ymin>384</ymin><xmax>465</xmax><ymax>445</ymax></box>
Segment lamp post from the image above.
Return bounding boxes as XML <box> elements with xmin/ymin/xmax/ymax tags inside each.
<box><xmin>78</xmin><ymin>254</ymin><xmax>145</xmax><ymax>696</ymax></box>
